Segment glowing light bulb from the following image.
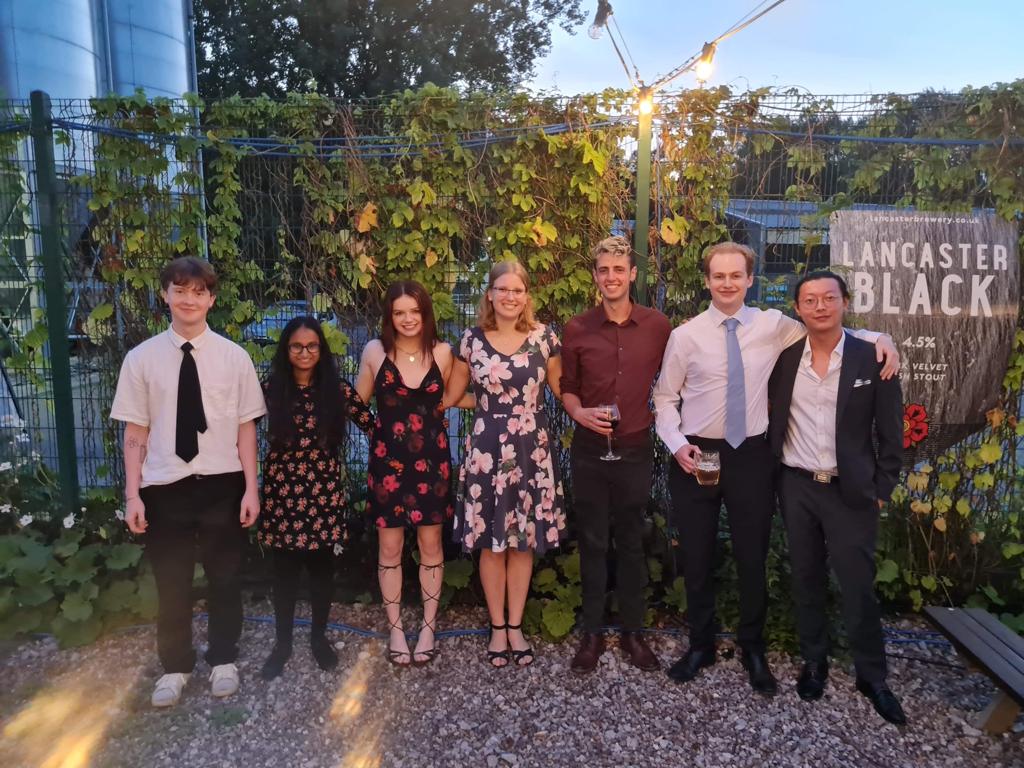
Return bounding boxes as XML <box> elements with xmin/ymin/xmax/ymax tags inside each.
<box><xmin>695</xmin><ymin>42</ymin><xmax>717</xmax><ymax>83</ymax></box>
<box><xmin>638</xmin><ymin>96</ymin><xmax>654</xmax><ymax>115</ymax></box>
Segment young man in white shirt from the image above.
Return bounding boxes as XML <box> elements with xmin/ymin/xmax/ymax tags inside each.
<box><xmin>111</xmin><ymin>257</ymin><xmax>266</xmax><ymax>708</ymax></box>
<box><xmin>652</xmin><ymin>242</ymin><xmax>899</xmax><ymax>695</ymax></box>
<box><xmin>767</xmin><ymin>271</ymin><xmax>905</xmax><ymax>724</ymax></box>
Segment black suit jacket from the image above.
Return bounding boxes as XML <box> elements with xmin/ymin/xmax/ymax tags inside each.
<box><xmin>767</xmin><ymin>333</ymin><xmax>903</xmax><ymax>509</ymax></box>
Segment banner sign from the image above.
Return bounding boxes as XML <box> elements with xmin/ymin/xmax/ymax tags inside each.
<box><xmin>829</xmin><ymin>209</ymin><xmax>1020</xmax><ymax>456</ymax></box>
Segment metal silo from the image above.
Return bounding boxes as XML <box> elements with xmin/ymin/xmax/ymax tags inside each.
<box><xmin>0</xmin><ymin>0</ymin><xmax>102</xmax><ymax>99</ymax></box>
<box><xmin>105</xmin><ymin>0</ymin><xmax>192</xmax><ymax>98</ymax></box>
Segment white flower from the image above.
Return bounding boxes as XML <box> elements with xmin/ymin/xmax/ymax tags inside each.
<box><xmin>0</xmin><ymin>462</ymin><xmax>11</xmax><ymax>472</ymax></box>
<box><xmin>0</xmin><ymin>503</ymin><xmax>11</xmax><ymax>514</ymax></box>
<box><xmin>114</xmin><ymin>508</ymin><xmax>125</xmax><ymax>521</ymax></box>
<box><xmin>14</xmin><ymin>432</ymin><xmax>29</xmax><ymax>444</ymax></box>
<box><xmin>63</xmin><ymin>514</ymin><xmax>75</xmax><ymax>529</ymax></box>
<box><xmin>18</xmin><ymin>514</ymin><xmax>32</xmax><ymax>526</ymax></box>
<box><xmin>333</xmin><ymin>543</ymin><xmax>344</xmax><ymax>555</ymax></box>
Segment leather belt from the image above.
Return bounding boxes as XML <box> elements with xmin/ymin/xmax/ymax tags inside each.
<box><xmin>784</xmin><ymin>465</ymin><xmax>838</xmax><ymax>484</ymax></box>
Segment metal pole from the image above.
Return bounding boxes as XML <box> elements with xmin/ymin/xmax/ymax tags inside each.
<box><xmin>184</xmin><ymin>0</ymin><xmax>209</xmax><ymax>260</ymax></box>
<box><xmin>633</xmin><ymin>91</ymin><xmax>654</xmax><ymax>306</ymax></box>
<box><xmin>29</xmin><ymin>91</ymin><xmax>79</xmax><ymax>511</ymax></box>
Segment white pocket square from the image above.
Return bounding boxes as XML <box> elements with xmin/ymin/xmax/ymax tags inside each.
<box><xmin>853</xmin><ymin>378</ymin><xmax>872</xmax><ymax>388</ymax></box>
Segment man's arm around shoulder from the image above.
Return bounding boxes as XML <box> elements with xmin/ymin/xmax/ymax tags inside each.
<box><xmin>873</xmin><ymin>358</ymin><xmax>904</xmax><ymax>504</ymax></box>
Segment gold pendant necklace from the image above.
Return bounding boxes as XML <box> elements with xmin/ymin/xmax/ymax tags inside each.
<box><xmin>396</xmin><ymin>346</ymin><xmax>419</xmax><ymax>363</ymax></box>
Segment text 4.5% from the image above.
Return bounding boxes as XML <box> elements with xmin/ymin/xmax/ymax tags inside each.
<box><xmin>902</xmin><ymin>336</ymin><xmax>937</xmax><ymax>349</ymax></box>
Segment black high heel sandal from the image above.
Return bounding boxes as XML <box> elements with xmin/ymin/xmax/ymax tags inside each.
<box><xmin>412</xmin><ymin>562</ymin><xmax>442</xmax><ymax>667</ymax></box>
<box><xmin>379</xmin><ymin>561</ymin><xmax>411</xmax><ymax>667</ymax></box>
<box><xmin>488</xmin><ymin>623</ymin><xmax>510</xmax><ymax>668</ymax></box>
<box><xmin>507</xmin><ymin>622</ymin><xmax>535</xmax><ymax>667</ymax></box>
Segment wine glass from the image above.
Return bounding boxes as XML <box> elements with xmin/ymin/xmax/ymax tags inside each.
<box><xmin>598</xmin><ymin>403</ymin><xmax>621</xmax><ymax>462</ymax></box>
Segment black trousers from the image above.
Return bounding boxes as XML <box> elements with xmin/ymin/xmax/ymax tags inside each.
<box><xmin>270</xmin><ymin>547</ymin><xmax>335</xmax><ymax>643</ymax></box>
<box><xmin>667</xmin><ymin>434</ymin><xmax>774</xmax><ymax>653</ymax></box>
<box><xmin>140</xmin><ymin>472</ymin><xmax>246</xmax><ymax>673</ymax></box>
<box><xmin>572</xmin><ymin>433</ymin><xmax>653</xmax><ymax>632</ymax></box>
<box><xmin>778</xmin><ymin>467</ymin><xmax>887</xmax><ymax>684</ymax></box>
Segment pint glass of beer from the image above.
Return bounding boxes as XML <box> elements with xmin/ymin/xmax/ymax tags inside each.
<box><xmin>695</xmin><ymin>451</ymin><xmax>721</xmax><ymax>486</ymax></box>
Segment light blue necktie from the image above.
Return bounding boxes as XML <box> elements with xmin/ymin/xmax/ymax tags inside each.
<box><xmin>723</xmin><ymin>317</ymin><xmax>746</xmax><ymax>448</ymax></box>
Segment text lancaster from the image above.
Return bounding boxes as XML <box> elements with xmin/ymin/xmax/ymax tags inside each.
<box><xmin>838</xmin><ymin>240</ymin><xmax>1011</xmax><ymax>317</ymax></box>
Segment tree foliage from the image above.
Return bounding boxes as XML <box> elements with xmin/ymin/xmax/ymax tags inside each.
<box><xmin>195</xmin><ymin>0</ymin><xmax>585</xmax><ymax>99</ymax></box>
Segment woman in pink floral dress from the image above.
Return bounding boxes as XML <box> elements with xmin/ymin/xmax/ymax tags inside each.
<box><xmin>447</xmin><ymin>261</ymin><xmax>566</xmax><ymax>667</ymax></box>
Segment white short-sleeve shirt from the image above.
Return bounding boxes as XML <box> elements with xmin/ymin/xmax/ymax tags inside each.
<box><xmin>110</xmin><ymin>326</ymin><xmax>267</xmax><ymax>486</ymax></box>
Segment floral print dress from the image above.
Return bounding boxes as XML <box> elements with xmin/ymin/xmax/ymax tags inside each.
<box><xmin>367</xmin><ymin>356</ymin><xmax>454</xmax><ymax>528</ymax></box>
<box><xmin>454</xmin><ymin>324</ymin><xmax>566</xmax><ymax>553</ymax></box>
<box><xmin>259</xmin><ymin>380</ymin><xmax>372</xmax><ymax>552</ymax></box>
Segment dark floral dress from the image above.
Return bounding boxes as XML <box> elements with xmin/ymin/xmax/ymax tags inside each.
<box><xmin>454</xmin><ymin>325</ymin><xmax>566</xmax><ymax>553</ymax></box>
<box><xmin>367</xmin><ymin>356</ymin><xmax>454</xmax><ymax>528</ymax></box>
<box><xmin>259</xmin><ymin>380</ymin><xmax>372</xmax><ymax>552</ymax></box>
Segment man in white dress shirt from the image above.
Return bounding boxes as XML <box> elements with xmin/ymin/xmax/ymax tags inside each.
<box><xmin>767</xmin><ymin>270</ymin><xmax>905</xmax><ymax>724</ymax></box>
<box><xmin>111</xmin><ymin>257</ymin><xmax>266</xmax><ymax>708</ymax></box>
<box><xmin>652</xmin><ymin>242</ymin><xmax>899</xmax><ymax>695</ymax></box>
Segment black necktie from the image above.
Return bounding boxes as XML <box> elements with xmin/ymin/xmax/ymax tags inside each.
<box><xmin>175</xmin><ymin>341</ymin><xmax>207</xmax><ymax>462</ymax></box>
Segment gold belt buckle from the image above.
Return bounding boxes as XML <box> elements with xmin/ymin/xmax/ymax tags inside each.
<box><xmin>812</xmin><ymin>471</ymin><xmax>831</xmax><ymax>484</ymax></box>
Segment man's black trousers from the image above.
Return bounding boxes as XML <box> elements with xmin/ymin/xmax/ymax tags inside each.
<box><xmin>571</xmin><ymin>433</ymin><xmax>653</xmax><ymax>633</ymax></box>
<box><xmin>778</xmin><ymin>467</ymin><xmax>887</xmax><ymax>684</ymax></box>
<box><xmin>140</xmin><ymin>472</ymin><xmax>246</xmax><ymax>673</ymax></box>
<box><xmin>667</xmin><ymin>434</ymin><xmax>774</xmax><ymax>653</ymax></box>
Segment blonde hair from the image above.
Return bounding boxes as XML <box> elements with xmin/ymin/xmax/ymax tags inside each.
<box><xmin>702</xmin><ymin>241</ymin><xmax>756</xmax><ymax>276</ymax></box>
<box><xmin>477</xmin><ymin>260</ymin><xmax>537</xmax><ymax>333</ymax></box>
<box><xmin>590</xmin><ymin>235</ymin><xmax>635</xmax><ymax>268</ymax></box>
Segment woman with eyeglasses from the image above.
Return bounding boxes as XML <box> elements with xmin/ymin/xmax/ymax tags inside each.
<box><xmin>258</xmin><ymin>316</ymin><xmax>373</xmax><ymax>680</ymax></box>
<box><xmin>446</xmin><ymin>260</ymin><xmax>566</xmax><ymax>667</ymax></box>
<box><xmin>355</xmin><ymin>281</ymin><xmax>456</xmax><ymax>667</ymax></box>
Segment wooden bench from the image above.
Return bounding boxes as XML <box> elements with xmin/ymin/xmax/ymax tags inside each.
<box><xmin>924</xmin><ymin>606</ymin><xmax>1024</xmax><ymax>734</ymax></box>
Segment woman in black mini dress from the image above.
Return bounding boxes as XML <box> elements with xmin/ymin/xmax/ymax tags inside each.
<box><xmin>259</xmin><ymin>316</ymin><xmax>372</xmax><ymax>679</ymax></box>
<box><xmin>355</xmin><ymin>281</ymin><xmax>456</xmax><ymax>666</ymax></box>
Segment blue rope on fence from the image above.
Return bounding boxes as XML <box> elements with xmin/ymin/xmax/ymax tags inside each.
<box><xmin>48</xmin><ymin>117</ymin><xmax>631</xmax><ymax>159</ymax></box>
<box><xmin>0</xmin><ymin>121</ymin><xmax>27</xmax><ymax>135</ymax></box>
<box><xmin>737</xmin><ymin>126</ymin><xmax>1024</xmax><ymax>147</ymax></box>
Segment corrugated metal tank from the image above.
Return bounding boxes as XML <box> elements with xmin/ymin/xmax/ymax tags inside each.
<box><xmin>106</xmin><ymin>0</ymin><xmax>190</xmax><ymax>98</ymax></box>
<box><xmin>0</xmin><ymin>0</ymin><xmax>102</xmax><ymax>99</ymax></box>
<box><xmin>0</xmin><ymin>0</ymin><xmax>192</xmax><ymax>99</ymax></box>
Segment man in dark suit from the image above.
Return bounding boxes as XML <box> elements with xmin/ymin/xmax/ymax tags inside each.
<box><xmin>767</xmin><ymin>270</ymin><xmax>907</xmax><ymax>725</ymax></box>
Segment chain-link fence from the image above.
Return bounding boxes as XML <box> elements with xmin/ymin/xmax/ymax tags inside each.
<box><xmin>0</xmin><ymin>87</ymin><xmax>1019</xmax><ymax>514</ymax></box>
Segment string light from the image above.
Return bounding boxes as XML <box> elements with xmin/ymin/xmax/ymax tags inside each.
<box><xmin>694</xmin><ymin>42</ymin><xmax>717</xmax><ymax>83</ymax></box>
<box><xmin>588</xmin><ymin>0</ymin><xmax>613</xmax><ymax>40</ymax></box>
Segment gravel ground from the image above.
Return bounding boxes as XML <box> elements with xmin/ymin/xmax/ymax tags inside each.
<box><xmin>1</xmin><ymin>604</ymin><xmax>1022</xmax><ymax>768</ymax></box>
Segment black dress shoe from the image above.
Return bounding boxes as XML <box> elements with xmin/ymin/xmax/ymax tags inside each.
<box><xmin>261</xmin><ymin>641</ymin><xmax>292</xmax><ymax>681</ymax></box>
<box><xmin>740</xmin><ymin>650</ymin><xmax>778</xmax><ymax>695</ymax></box>
<box><xmin>856</xmin><ymin>679</ymin><xmax>907</xmax><ymax>725</ymax></box>
<box><xmin>796</xmin><ymin>660</ymin><xmax>829</xmax><ymax>701</ymax></box>
<box><xmin>666</xmin><ymin>647</ymin><xmax>715</xmax><ymax>683</ymax></box>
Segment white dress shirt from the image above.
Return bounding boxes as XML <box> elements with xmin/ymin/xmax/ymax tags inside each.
<box><xmin>653</xmin><ymin>304</ymin><xmax>879</xmax><ymax>455</ymax></box>
<box><xmin>110</xmin><ymin>326</ymin><xmax>267</xmax><ymax>486</ymax></box>
<box><xmin>782</xmin><ymin>334</ymin><xmax>845</xmax><ymax>474</ymax></box>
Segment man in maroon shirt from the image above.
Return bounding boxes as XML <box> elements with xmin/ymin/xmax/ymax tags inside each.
<box><xmin>561</xmin><ymin>235</ymin><xmax>672</xmax><ymax>673</ymax></box>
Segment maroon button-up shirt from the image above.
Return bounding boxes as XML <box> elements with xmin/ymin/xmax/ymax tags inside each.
<box><xmin>561</xmin><ymin>302</ymin><xmax>672</xmax><ymax>446</ymax></box>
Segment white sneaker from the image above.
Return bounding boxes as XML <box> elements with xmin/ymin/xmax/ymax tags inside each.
<box><xmin>151</xmin><ymin>673</ymin><xmax>190</xmax><ymax>708</ymax></box>
<box><xmin>209</xmin><ymin>663</ymin><xmax>239</xmax><ymax>698</ymax></box>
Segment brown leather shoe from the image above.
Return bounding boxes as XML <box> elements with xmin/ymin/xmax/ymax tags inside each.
<box><xmin>570</xmin><ymin>633</ymin><xmax>605</xmax><ymax>674</ymax></box>
<box><xmin>620</xmin><ymin>631</ymin><xmax>660</xmax><ymax>672</ymax></box>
